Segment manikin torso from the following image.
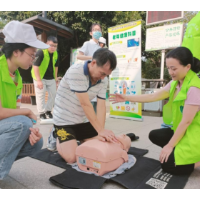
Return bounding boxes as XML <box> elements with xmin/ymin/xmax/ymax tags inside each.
<box><xmin>76</xmin><ymin>134</ymin><xmax>131</xmax><ymax>176</ymax></box>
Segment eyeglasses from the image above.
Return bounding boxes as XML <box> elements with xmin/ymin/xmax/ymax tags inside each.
<box><xmin>49</xmin><ymin>44</ymin><xmax>57</xmax><ymax>48</ymax></box>
<box><xmin>24</xmin><ymin>51</ymin><xmax>36</xmax><ymax>60</ymax></box>
<box><xmin>92</xmin><ymin>29</ymin><xmax>101</xmax><ymax>32</ymax></box>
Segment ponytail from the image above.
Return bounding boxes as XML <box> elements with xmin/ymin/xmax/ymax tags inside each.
<box><xmin>193</xmin><ymin>57</ymin><xmax>200</xmax><ymax>73</ymax></box>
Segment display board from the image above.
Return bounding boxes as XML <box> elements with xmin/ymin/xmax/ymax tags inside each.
<box><xmin>108</xmin><ymin>21</ymin><xmax>142</xmax><ymax>121</ymax></box>
<box><xmin>145</xmin><ymin>23</ymin><xmax>184</xmax><ymax>51</ymax></box>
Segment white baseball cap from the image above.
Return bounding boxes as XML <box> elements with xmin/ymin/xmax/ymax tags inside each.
<box><xmin>99</xmin><ymin>37</ymin><xmax>106</xmax><ymax>44</ymax></box>
<box><xmin>3</xmin><ymin>21</ymin><xmax>49</xmax><ymax>49</ymax></box>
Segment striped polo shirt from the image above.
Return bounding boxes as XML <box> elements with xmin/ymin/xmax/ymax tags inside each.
<box><xmin>53</xmin><ymin>61</ymin><xmax>108</xmax><ymax>126</ymax></box>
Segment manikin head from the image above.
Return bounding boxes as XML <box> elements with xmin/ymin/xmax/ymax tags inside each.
<box><xmin>116</xmin><ymin>134</ymin><xmax>131</xmax><ymax>152</ymax></box>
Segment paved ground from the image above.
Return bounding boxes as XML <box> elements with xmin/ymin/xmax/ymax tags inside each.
<box><xmin>0</xmin><ymin>102</ymin><xmax>200</xmax><ymax>189</ymax></box>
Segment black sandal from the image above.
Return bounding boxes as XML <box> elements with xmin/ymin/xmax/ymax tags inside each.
<box><xmin>126</xmin><ymin>133</ymin><xmax>139</xmax><ymax>141</ymax></box>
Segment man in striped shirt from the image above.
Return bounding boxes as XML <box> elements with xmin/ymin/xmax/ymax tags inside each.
<box><xmin>48</xmin><ymin>48</ymin><xmax>118</xmax><ymax>163</ymax></box>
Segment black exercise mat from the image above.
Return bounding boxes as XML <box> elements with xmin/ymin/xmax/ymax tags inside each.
<box><xmin>31</xmin><ymin>148</ymin><xmax>71</xmax><ymax>170</ymax></box>
<box><xmin>50</xmin><ymin>167</ymin><xmax>106</xmax><ymax>189</ymax></box>
<box><xmin>31</xmin><ymin>147</ymin><xmax>190</xmax><ymax>189</ymax></box>
<box><xmin>138</xmin><ymin>166</ymin><xmax>191</xmax><ymax>189</ymax></box>
<box><xmin>49</xmin><ymin>156</ymin><xmax>190</xmax><ymax>189</ymax></box>
<box><xmin>111</xmin><ymin>156</ymin><xmax>191</xmax><ymax>189</ymax></box>
<box><xmin>111</xmin><ymin>156</ymin><xmax>160</xmax><ymax>189</ymax></box>
<box><xmin>31</xmin><ymin>147</ymin><xmax>148</xmax><ymax>170</ymax></box>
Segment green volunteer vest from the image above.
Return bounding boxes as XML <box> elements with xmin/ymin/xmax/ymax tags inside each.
<box><xmin>31</xmin><ymin>49</ymin><xmax>58</xmax><ymax>80</ymax></box>
<box><xmin>163</xmin><ymin>70</ymin><xmax>200</xmax><ymax>165</ymax></box>
<box><xmin>0</xmin><ymin>55</ymin><xmax>23</xmax><ymax>109</ymax></box>
<box><xmin>182</xmin><ymin>12</ymin><xmax>200</xmax><ymax>75</ymax></box>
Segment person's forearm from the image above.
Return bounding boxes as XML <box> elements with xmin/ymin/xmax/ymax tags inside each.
<box><xmin>55</xmin><ymin>67</ymin><xmax>58</xmax><ymax>80</ymax></box>
<box><xmin>77</xmin><ymin>55</ymin><xmax>92</xmax><ymax>61</ymax></box>
<box><xmin>81</xmin><ymin>102</ymin><xmax>103</xmax><ymax>133</ymax></box>
<box><xmin>126</xmin><ymin>93</ymin><xmax>162</xmax><ymax>103</ymax></box>
<box><xmin>97</xmin><ymin>103</ymin><xmax>106</xmax><ymax>128</ymax></box>
<box><xmin>168</xmin><ymin>120</ymin><xmax>190</xmax><ymax>147</ymax></box>
<box><xmin>0</xmin><ymin>108</ymin><xmax>30</xmax><ymax>120</ymax></box>
<box><xmin>33</xmin><ymin>66</ymin><xmax>41</xmax><ymax>81</ymax></box>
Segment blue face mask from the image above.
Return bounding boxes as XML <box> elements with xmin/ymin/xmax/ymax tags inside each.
<box><xmin>93</xmin><ymin>31</ymin><xmax>102</xmax><ymax>40</ymax></box>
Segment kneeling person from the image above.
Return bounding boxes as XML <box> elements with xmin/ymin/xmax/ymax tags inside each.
<box><xmin>52</xmin><ymin>48</ymin><xmax>117</xmax><ymax>163</ymax></box>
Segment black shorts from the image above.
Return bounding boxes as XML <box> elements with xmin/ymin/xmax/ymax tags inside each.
<box><xmin>54</xmin><ymin>122</ymin><xmax>98</xmax><ymax>143</ymax></box>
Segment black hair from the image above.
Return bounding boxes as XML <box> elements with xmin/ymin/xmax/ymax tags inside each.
<box><xmin>90</xmin><ymin>23</ymin><xmax>102</xmax><ymax>32</ymax></box>
<box><xmin>0</xmin><ymin>43</ymin><xmax>31</xmax><ymax>59</ymax></box>
<box><xmin>47</xmin><ymin>36</ymin><xmax>58</xmax><ymax>43</ymax></box>
<box><xmin>92</xmin><ymin>48</ymin><xmax>117</xmax><ymax>71</ymax></box>
<box><xmin>166</xmin><ymin>47</ymin><xmax>200</xmax><ymax>73</ymax></box>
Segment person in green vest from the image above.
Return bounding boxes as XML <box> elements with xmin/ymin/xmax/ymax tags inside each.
<box><xmin>0</xmin><ymin>21</ymin><xmax>49</xmax><ymax>181</ymax></box>
<box><xmin>109</xmin><ymin>47</ymin><xmax>200</xmax><ymax>175</ymax></box>
<box><xmin>182</xmin><ymin>12</ymin><xmax>200</xmax><ymax>77</ymax></box>
<box><xmin>31</xmin><ymin>36</ymin><xmax>59</xmax><ymax>120</ymax></box>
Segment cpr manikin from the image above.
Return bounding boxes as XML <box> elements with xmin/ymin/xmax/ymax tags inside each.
<box><xmin>76</xmin><ymin>134</ymin><xmax>131</xmax><ymax>176</ymax></box>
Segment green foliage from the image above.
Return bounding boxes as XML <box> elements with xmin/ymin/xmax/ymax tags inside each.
<box><xmin>0</xmin><ymin>11</ymin><xmax>198</xmax><ymax>78</ymax></box>
<box><xmin>48</xmin><ymin>11</ymin><xmax>117</xmax><ymax>47</ymax></box>
<box><xmin>0</xmin><ymin>18</ymin><xmax>7</xmax><ymax>29</ymax></box>
<box><xmin>0</xmin><ymin>11</ymin><xmax>41</xmax><ymax>22</ymax></box>
<box><xmin>143</xmin><ymin>66</ymin><xmax>171</xmax><ymax>82</ymax></box>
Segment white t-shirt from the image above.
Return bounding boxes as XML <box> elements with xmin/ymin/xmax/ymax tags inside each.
<box><xmin>53</xmin><ymin>61</ymin><xmax>108</xmax><ymax>126</ymax></box>
<box><xmin>79</xmin><ymin>39</ymin><xmax>101</xmax><ymax>102</ymax></box>
<box><xmin>79</xmin><ymin>39</ymin><xmax>101</xmax><ymax>57</ymax></box>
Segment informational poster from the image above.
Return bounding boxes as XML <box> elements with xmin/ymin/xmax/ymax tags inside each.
<box><xmin>70</xmin><ymin>48</ymin><xmax>84</xmax><ymax>66</ymax></box>
<box><xmin>108</xmin><ymin>21</ymin><xmax>142</xmax><ymax>121</ymax></box>
<box><xmin>145</xmin><ymin>23</ymin><xmax>184</xmax><ymax>51</ymax></box>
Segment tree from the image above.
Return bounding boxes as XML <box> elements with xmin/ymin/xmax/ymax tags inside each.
<box><xmin>0</xmin><ymin>11</ymin><xmax>41</xmax><ymax>22</ymax></box>
<box><xmin>0</xmin><ymin>11</ymin><xmax>198</xmax><ymax>78</ymax></box>
<box><xmin>0</xmin><ymin>18</ymin><xmax>7</xmax><ymax>29</ymax></box>
<box><xmin>48</xmin><ymin>11</ymin><xmax>117</xmax><ymax>47</ymax></box>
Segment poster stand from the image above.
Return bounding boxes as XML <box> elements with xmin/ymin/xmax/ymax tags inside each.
<box><xmin>108</xmin><ymin>20</ymin><xmax>142</xmax><ymax>121</ymax></box>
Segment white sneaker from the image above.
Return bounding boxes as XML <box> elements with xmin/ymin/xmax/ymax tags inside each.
<box><xmin>47</xmin><ymin>127</ymin><xmax>57</xmax><ymax>151</ymax></box>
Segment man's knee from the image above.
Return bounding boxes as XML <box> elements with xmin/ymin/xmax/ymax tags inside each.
<box><xmin>63</xmin><ymin>154</ymin><xmax>76</xmax><ymax>164</ymax></box>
